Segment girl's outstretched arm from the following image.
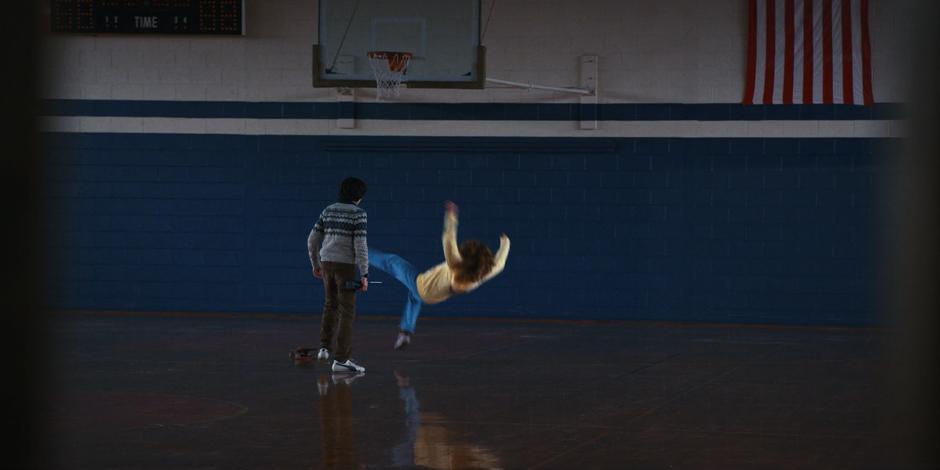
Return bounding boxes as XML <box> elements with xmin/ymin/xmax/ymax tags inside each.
<box><xmin>442</xmin><ymin>201</ymin><xmax>462</xmax><ymax>269</ymax></box>
<box><xmin>482</xmin><ymin>233</ymin><xmax>511</xmax><ymax>283</ymax></box>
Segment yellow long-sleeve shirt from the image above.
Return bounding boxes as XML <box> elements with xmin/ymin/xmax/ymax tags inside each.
<box><xmin>416</xmin><ymin>211</ymin><xmax>510</xmax><ymax>305</ymax></box>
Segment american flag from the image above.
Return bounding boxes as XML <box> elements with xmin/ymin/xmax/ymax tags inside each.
<box><xmin>744</xmin><ymin>0</ymin><xmax>874</xmax><ymax>105</ymax></box>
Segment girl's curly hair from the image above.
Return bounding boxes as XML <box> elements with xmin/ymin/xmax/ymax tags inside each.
<box><xmin>453</xmin><ymin>240</ymin><xmax>496</xmax><ymax>283</ymax></box>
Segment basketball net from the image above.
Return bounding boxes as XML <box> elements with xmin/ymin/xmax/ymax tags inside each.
<box><xmin>367</xmin><ymin>51</ymin><xmax>412</xmax><ymax>100</ymax></box>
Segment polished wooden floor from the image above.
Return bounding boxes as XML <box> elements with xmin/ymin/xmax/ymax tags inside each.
<box><xmin>48</xmin><ymin>312</ymin><xmax>898</xmax><ymax>469</ymax></box>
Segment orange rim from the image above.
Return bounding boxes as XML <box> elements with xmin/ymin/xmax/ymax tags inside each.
<box><xmin>368</xmin><ymin>51</ymin><xmax>412</xmax><ymax>72</ymax></box>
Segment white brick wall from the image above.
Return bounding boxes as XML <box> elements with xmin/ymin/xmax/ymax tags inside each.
<box><xmin>40</xmin><ymin>0</ymin><xmax>908</xmax><ymax>103</ymax></box>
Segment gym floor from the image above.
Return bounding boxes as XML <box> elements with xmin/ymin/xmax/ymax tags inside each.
<box><xmin>48</xmin><ymin>312</ymin><xmax>893</xmax><ymax>469</ymax></box>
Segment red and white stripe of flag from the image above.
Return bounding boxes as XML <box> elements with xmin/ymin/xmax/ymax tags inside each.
<box><xmin>744</xmin><ymin>0</ymin><xmax>874</xmax><ymax>105</ymax></box>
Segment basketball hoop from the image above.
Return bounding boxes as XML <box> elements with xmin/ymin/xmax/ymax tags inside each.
<box><xmin>367</xmin><ymin>51</ymin><xmax>413</xmax><ymax>100</ymax></box>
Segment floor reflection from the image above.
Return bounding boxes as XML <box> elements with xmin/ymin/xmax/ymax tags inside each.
<box><xmin>316</xmin><ymin>370</ymin><xmax>501</xmax><ymax>470</ymax></box>
<box><xmin>317</xmin><ymin>372</ymin><xmax>365</xmax><ymax>470</ymax></box>
<box><xmin>392</xmin><ymin>370</ymin><xmax>502</xmax><ymax>470</ymax></box>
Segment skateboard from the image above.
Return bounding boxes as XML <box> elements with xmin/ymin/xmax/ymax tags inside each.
<box><xmin>289</xmin><ymin>347</ymin><xmax>317</xmax><ymax>365</ymax></box>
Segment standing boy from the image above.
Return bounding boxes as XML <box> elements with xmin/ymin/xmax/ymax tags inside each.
<box><xmin>307</xmin><ymin>177</ymin><xmax>369</xmax><ymax>373</ymax></box>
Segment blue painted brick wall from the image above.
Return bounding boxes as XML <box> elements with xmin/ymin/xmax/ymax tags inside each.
<box><xmin>43</xmin><ymin>133</ymin><xmax>891</xmax><ymax>325</ymax></box>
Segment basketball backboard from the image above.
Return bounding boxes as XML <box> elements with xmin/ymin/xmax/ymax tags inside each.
<box><xmin>313</xmin><ymin>0</ymin><xmax>484</xmax><ymax>89</ymax></box>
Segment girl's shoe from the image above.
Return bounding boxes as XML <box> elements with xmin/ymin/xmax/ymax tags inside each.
<box><xmin>394</xmin><ymin>332</ymin><xmax>412</xmax><ymax>350</ymax></box>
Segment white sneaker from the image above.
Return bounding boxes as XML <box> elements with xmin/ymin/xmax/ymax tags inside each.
<box><xmin>394</xmin><ymin>332</ymin><xmax>411</xmax><ymax>350</ymax></box>
<box><xmin>331</xmin><ymin>371</ymin><xmax>365</xmax><ymax>385</ymax></box>
<box><xmin>331</xmin><ymin>359</ymin><xmax>366</xmax><ymax>373</ymax></box>
<box><xmin>317</xmin><ymin>348</ymin><xmax>330</xmax><ymax>362</ymax></box>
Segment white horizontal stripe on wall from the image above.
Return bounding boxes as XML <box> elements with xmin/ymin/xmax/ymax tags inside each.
<box><xmin>40</xmin><ymin>116</ymin><xmax>903</xmax><ymax>138</ymax></box>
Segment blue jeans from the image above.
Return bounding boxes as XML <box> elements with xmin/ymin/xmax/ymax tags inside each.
<box><xmin>391</xmin><ymin>386</ymin><xmax>420</xmax><ymax>467</ymax></box>
<box><xmin>368</xmin><ymin>248</ymin><xmax>423</xmax><ymax>333</ymax></box>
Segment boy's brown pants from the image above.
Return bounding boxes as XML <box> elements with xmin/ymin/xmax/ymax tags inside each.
<box><xmin>319</xmin><ymin>261</ymin><xmax>357</xmax><ymax>361</ymax></box>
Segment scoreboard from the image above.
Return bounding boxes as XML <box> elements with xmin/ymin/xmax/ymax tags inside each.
<box><xmin>50</xmin><ymin>0</ymin><xmax>245</xmax><ymax>35</ymax></box>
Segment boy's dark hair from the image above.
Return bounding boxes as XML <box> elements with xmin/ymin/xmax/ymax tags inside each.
<box><xmin>454</xmin><ymin>240</ymin><xmax>496</xmax><ymax>283</ymax></box>
<box><xmin>338</xmin><ymin>177</ymin><xmax>367</xmax><ymax>203</ymax></box>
